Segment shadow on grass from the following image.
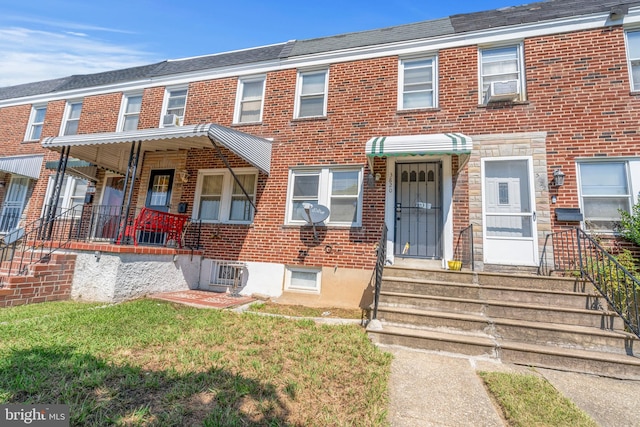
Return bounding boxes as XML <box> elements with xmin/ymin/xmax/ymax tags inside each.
<box><xmin>0</xmin><ymin>346</ymin><xmax>293</xmax><ymax>426</ymax></box>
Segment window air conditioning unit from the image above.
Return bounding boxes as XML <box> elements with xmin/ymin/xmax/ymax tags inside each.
<box><xmin>485</xmin><ymin>80</ymin><xmax>519</xmax><ymax>103</ymax></box>
<box><xmin>163</xmin><ymin>114</ymin><xmax>180</xmax><ymax>127</ymax></box>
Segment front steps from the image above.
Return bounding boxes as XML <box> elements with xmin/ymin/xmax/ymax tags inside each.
<box><xmin>368</xmin><ymin>266</ymin><xmax>640</xmax><ymax>380</ymax></box>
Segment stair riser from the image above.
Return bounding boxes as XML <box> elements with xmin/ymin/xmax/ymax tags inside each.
<box><xmin>382</xmin><ymin>280</ymin><xmax>480</xmax><ymax>299</ymax></box>
<box><xmin>479</xmin><ymin>288</ymin><xmax>597</xmax><ymax>309</ymax></box>
<box><xmin>493</xmin><ymin>324</ymin><xmax>634</xmax><ymax>355</ymax></box>
<box><xmin>384</xmin><ymin>268</ymin><xmax>475</xmax><ymax>283</ymax></box>
<box><xmin>501</xmin><ymin>348</ymin><xmax>640</xmax><ymax>381</ymax></box>
<box><xmin>486</xmin><ymin>305</ymin><xmax>625</xmax><ymax>331</ymax></box>
<box><xmin>377</xmin><ymin>310</ymin><xmax>488</xmax><ymax>332</ymax></box>
<box><xmin>477</xmin><ymin>275</ymin><xmax>593</xmax><ymax>292</ymax></box>
<box><xmin>368</xmin><ymin>331</ymin><xmax>496</xmax><ymax>357</ymax></box>
<box><xmin>379</xmin><ymin>294</ymin><xmax>484</xmax><ymax>315</ymax></box>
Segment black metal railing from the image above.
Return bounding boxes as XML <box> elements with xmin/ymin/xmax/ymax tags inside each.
<box><xmin>372</xmin><ymin>224</ymin><xmax>388</xmax><ymax>320</ymax></box>
<box><xmin>538</xmin><ymin>228</ymin><xmax>640</xmax><ymax>338</ymax></box>
<box><xmin>0</xmin><ymin>205</ymin><xmax>84</xmax><ymax>285</ymax></box>
<box><xmin>453</xmin><ymin>224</ymin><xmax>475</xmax><ymax>271</ymax></box>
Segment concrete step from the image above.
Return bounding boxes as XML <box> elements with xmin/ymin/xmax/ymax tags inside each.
<box><xmin>379</xmin><ymin>291</ymin><xmax>623</xmax><ymax>330</ymax></box>
<box><xmin>367</xmin><ymin>323</ymin><xmax>640</xmax><ymax>380</ymax></box>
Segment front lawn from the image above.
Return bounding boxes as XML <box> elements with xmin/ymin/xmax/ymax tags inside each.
<box><xmin>0</xmin><ymin>299</ymin><xmax>391</xmax><ymax>426</ymax></box>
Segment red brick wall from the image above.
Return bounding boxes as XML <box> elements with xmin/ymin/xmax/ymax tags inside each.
<box><xmin>3</xmin><ymin>25</ymin><xmax>640</xmax><ymax>270</ymax></box>
<box><xmin>0</xmin><ymin>253</ymin><xmax>76</xmax><ymax>307</ymax></box>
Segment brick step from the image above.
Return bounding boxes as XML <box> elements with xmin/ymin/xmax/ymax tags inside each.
<box><xmin>375</xmin><ymin>306</ymin><xmax>636</xmax><ymax>354</ymax></box>
<box><xmin>381</xmin><ymin>278</ymin><xmax>598</xmax><ymax>309</ymax></box>
<box><xmin>379</xmin><ymin>291</ymin><xmax>624</xmax><ymax>330</ymax></box>
<box><xmin>367</xmin><ymin>324</ymin><xmax>640</xmax><ymax>380</ymax></box>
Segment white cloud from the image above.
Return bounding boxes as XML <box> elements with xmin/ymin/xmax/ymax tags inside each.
<box><xmin>0</xmin><ymin>27</ymin><xmax>158</xmax><ymax>87</ymax></box>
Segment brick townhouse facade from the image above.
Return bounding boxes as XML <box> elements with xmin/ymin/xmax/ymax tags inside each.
<box><xmin>0</xmin><ymin>0</ymin><xmax>639</xmax><ymax>308</ymax></box>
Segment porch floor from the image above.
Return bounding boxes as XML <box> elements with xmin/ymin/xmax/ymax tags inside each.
<box><xmin>149</xmin><ymin>290</ymin><xmax>255</xmax><ymax>309</ymax></box>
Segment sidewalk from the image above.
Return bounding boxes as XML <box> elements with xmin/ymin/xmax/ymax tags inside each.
<box><xmin>385</xmin><ymin>346</ymin><xmax>640</xmax><ymax>427</ymax></box>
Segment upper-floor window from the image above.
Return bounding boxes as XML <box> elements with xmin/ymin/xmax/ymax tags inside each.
<box><xmin>162</xmin><ymin>87</ymin><xmax>187</xmax><ymax>127</ymax></box>
<box><xmin>234</xmin><ymin>76</ymin><xmax>265</xmax><ymax>124</ymax></box>
<box><xmin>62</xmin><ymin>101</ymin><xmax>82</xmax><ymax>136</ymax></box>
<box><xmin>578</xmin><ymin>161</ymin><xmax>633</xmax><ymax>231</ymax></box>
<box><xmin>193</xmin><ymin>168</ymin><xmax>258</xmax><ymax>223</ymax></box>
<box><xmin>286</xmin><ymin>167</ymin><xmax>362</xmax><ymax>226</ymax></box>
<box><xmin>399</xmin><ymin>57</ymin><xmax>437</xmax><ymax>109</ymax></box>
<box><xmin>295</xmin><ymin>69</ymin><xmax>328</xmax><ymax>118</ymax></box>
<box><xmin>625</xmin><ymin>30</ymin><xmax>640</xmax><ymax>91</ymax></box>
<box><xmin>119</xmin><ymin>94</ymin><xmax>142</xmax><ymax>131</ymax></box>
<box><xmin>26</xmin><ymin>105</ymin><xmax>46</xmax><ymax>141</ymax></box>
<box><xmin>479</xmin><ymin>44</ymin><xmax>525</xmax><ymax>104</ymax></box>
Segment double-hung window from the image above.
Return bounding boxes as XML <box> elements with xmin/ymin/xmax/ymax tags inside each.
<box><xmin>295</xmin><ymin>69</ymin><xmax>328</xmax><ymax>118</ymax></box>
<box><xmin>194</xmin><ymin>168</ymin><xmax>257</xmax><ymax>223</ymax></box>
<box><xmin>43</xmin><ymin>176</ymin><xmax>88</xmax><ymax>217</ymax></box>
<box><xmin>287</xmin><ymin>167</ymin><xmax>362</xmax><ymax>226</ymax></box>
<box><xmin>234</xmin><ymin>76</ymin><xmax>265</xmax><ymax>124</ymax></box>
<box><xmin>119</xmin><ymin>94</ymin><xmax>142</xmax><ymax>131</ymax></box>
<box><xmin>399</xmin><ymin>57</ymin><xmax>437</xmax><ymax>109</ymax></box>
<box><xmin>162</xmin><ymin>88</ymin><xmax>187</xmax><ymax>126</ymax></box>
<box><xmin>578</xmin><ymin>161</ymin><xmax>633</xmax><ymax>231</ymax></box>
<box><xmin>26</xmin><ymin>105</ymin><xmax>46</xmax><ymax>141</ymax></box>
<box><xmin>479</xmin><ymin>44</ymin><xmax>525</xmax><ymax>103</ymax></box>
<box><xmin>625</xmin><ymin>30</ymin><xmax>640</xmax><ymax>91</ymax></box>
<box><xmin>62</xmin><ymin>101</ymin><xmax>82</xmax><ymax>136</ymax></box>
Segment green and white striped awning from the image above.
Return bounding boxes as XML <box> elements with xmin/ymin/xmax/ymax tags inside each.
<box><xmin>365</xmin><ymin>133</ymin><xmax>472</xmax><ymax>158</ymax></box>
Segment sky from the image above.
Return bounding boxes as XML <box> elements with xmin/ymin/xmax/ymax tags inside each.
<box><xmin>0</xmin><ymin>0</ymin><xmax>524</xmax><ymax>88</ymax></box>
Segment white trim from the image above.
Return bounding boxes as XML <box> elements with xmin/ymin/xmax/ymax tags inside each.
<box><xmin>59</xmin><ymin>100</ymin><xmax>83</xmax><ymax>136</ymax></box>
<box><xmin>397</xmin><ymin>55</ymin><xmax>438</xmax><ymax>110</ymax></box>
<box><xmin>233</xmin><ymin>74</ymin><xmax>266</xmax><ymax>124</ymax></box>
<box><xmin>192</xmin><ymin>167</ymin><xmax>257</xmax><ymax>224</ymax></box>
<box><xmin>284</xmin><ymin>266</ymin><xmax>321</xmax><ymax>294</ymax></box>
<box><xmin>24</xmin><ymin>104</ymin><xmax>47</xmax><ymax>141</ymax></box>
<box><xmin>2</xmin><ymin>8</ymin><xmax>635</xmax><ymax>108</ymax></box>
<box><xmin>294</xmin><ymin>68</ymin><xmax>329</xmax><ymax>119</ymax></box>
<box><xmin>160</xmin><ymin>86</ymin><xmax>188</xmax><ymax>127</ymax></box>
<box><xmin>116</xmin><ymin>92</ymin><xmax>143</xmax><ymax>132</ymax></box>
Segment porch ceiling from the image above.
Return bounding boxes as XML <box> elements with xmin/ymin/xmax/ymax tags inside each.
<box><xmin>41</xmin><ymin>123</ymin><xmax>272</xmax><ymax>176</ymax></box>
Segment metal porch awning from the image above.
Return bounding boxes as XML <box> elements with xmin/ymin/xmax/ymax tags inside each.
<box><xmin>41</xmin><ymin>123</ymin><xmax>273</xmax><ymax>175</ymax></box>
<box><xmin>365</xmin><ymin>133</ymin><xmax>472</xmax><ymax>171</ymax></box>
<box><xmin>0</xmin><ymin>154</ymin><xmax>44</xmax><ymax>179</ymax></box>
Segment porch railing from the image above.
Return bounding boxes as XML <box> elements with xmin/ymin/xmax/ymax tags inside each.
<box><xmin>372</xmin><ymin>224</ymin><xmax>388</xmax><ymax>320</ymax></box>
<box><xmin>538</xmin><ymin>228</ymin><xmax>640</xmax><ymax>338</ymax></box>
<box><xmin>453</xmin><ymin>224</ymin><xmax>475</xmax><ymax>271</ymax></box>
<box><xmin>0</xmin><ymin>205</ymin><xmax>83</xmax><ymax>285</ymax></box>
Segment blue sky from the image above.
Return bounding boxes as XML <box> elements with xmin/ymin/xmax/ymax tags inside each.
<box><xmin>0</xmin><ymin>0</ymin><xmax>523</xmax><ymax>87</ymax></box>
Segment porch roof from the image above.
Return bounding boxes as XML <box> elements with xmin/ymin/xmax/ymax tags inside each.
<box><xmin>0</xmin><ymin>154</ymin><xmax>44</xmax><ymax>179</ymax></box>
<box><xmin>41</xmin><ymin>123</ymin><xmax>272</xmax><ymax>175</ymax></box>
<box><xmin>365</xmin><ymin>133</ymin><xmax>472</xmax><ymax>158</ymax></box>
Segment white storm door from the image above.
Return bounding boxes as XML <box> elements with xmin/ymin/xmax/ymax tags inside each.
<box><xmin>0</xmin><ymin>177</ymin><xmax>29</xmax><ymax>232</ymax></box>
<box><xmin>482</xmin><ymin>158</ymin><xmax>538</xmax><ymax>266</ymax></box>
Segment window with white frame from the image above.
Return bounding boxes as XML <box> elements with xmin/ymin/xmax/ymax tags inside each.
<box><xmin>578</xmin><ymin>161</ymin><xmax>632</xmax><ymax>231</ymax></box>
<box><xmin>625</xmin><ymin>30</ymin><xmax>640</xmax><ymax>91</ymax></box>
<box><xmin>234</xmin><ymin>76</ymin><xmax>265</xmax><ymax>124</ymax></box>
<box><xmin>479</xmin><ymin>44</ymin><xmax>525</xmax><ymax>103</ymax></box>
<box><xmin>43</xmin><ymin>175</ymin><xmax>88</xmax><ymax>217</ymax></box>
<box><xmin>399</xmin><ymin>57</ymin><xmax>437</xmax><ymax>109</ymax></box>
<box><xmin>284</xmin><ymin>266</ymin><xmax>321</xmax><ymax>293</ymax></box>
<box><xmin>287</xmin><ymin>167</ymin><xmax>362</xmax><ymax>226</ymax></box>
<box><xmin>295</xmin><ymin>69</ymin><xmax>328</xmax><ymax>118</ymax></box>
<box><xmin>193</xmin><ymin>168</ymin><xmax>257</xmax><ymax>223</ymax></box>
<box><xmin>26</xmin><ymin>105</ymin><xmax>46</xmax><ymax>141</ymax></box>
<box><xmin>162</xmin><ymin>88</ymin><xmax>188</xmax><ymax>126</ymax></box>
<box><xmin>62</xmin><ymin>101</ymin><xmax>82</xmax><ymax>136</ymax></box>
<box><xmin>119</xmin><ymin>94</ymin><xmax>142</xmax><ymax>131</ymax></box>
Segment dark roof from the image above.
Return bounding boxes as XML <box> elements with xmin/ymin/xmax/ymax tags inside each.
<box><xmin>1</xmin><ymin>0</ymin><xmax>639</xmax><ymax>102</ymax></box>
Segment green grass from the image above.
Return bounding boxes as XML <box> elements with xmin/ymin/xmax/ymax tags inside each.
<box><xmin>0</xmin><ymin>299</ymin><xmax>391</xmax><ymax>426</ymax></box>
<box><xmin>247</xmin><ymin>302</ymin><xmax>363</xmax><ymax>319</ymax></box>
<box><xmin>479</xmin><ymin>371</ymin><xmax>597</xmax><ymax>427</ymax></box>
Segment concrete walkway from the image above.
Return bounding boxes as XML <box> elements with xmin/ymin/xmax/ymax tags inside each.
<box><xmin>385</xmin><ymin>346</ymin><xmax>640</xmax><ymax>427</ymax></box>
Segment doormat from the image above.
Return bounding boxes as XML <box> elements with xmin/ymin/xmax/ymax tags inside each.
<box><xmin>150</xmin><ymin>290</ymin><xmax>254</xmax><ymax>309</ymax></box>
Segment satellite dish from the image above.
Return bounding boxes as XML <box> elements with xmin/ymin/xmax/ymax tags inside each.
<box><xmin>301</xmin><ymin>203</ymin><xmax>330</xmax><ymax>224</ymax></box>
